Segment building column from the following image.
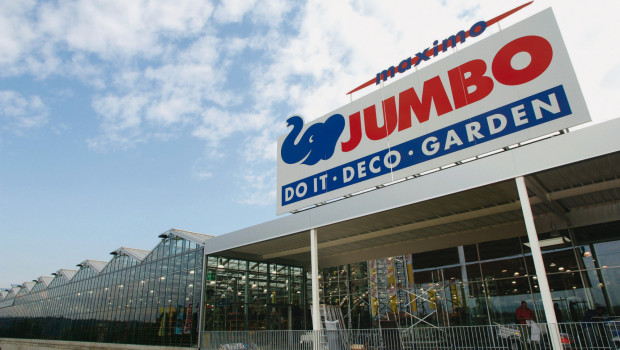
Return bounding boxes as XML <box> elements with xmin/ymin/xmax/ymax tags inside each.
<box><xmin>457</xmin><ymin>246</ymin><xmax>470</xmax><ymax>310</ymax></box>
<box><xmin>310</xmin><ymin>228</ymin><xmax>321</xmax><ymax>349</ymax></box>
<box><xmin>245</xmin><ymin>261</ymin><xmax>250</xmax><ymax>329</ymax></box>
<box><xmin>197</xmin><ymin>250</ymin><xmax>208</xmax><ymax>348</ymax></box>
<box><xmin>515</xmin><ymin>176</ymin><xmax>562</xmax><ymax>350</ymax></box>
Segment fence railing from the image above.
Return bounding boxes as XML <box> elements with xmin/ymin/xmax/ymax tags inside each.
<box><xmin>202</xmin><ymin>321</ymin><xmax>620</xmax><ymax>349</ymax></box>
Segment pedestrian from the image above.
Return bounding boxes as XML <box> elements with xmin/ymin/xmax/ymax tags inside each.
<box><xmin>516</xmin><ymin>301</ymin><xmax>535</xmax><ymax>346</ymax></box>
<box><xmin>554</xmin><ymin>303</ymin><xmax>564</xmax><ymax>323</ymax></box>
<box><xmin>516</xmin><ymin>301</ymin><xmax>534</xmax><ymax>324</ymax></box>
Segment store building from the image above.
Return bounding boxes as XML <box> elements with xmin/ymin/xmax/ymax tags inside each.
<box><xmin>3</xmin><ymin>119</ymin><xmax>620</xmax><ymax>349</ymax></box>
<box><xmin>2</xmin><ymin>4</ymin><xmax>620</xmax><ymax>350</ymax></box>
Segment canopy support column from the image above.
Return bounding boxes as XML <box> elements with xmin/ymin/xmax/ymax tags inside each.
<box><xmin>310</xmin><ymin>228</ymin><xmax>321</xmax><ymax>349</ymax></box>
<box><xmin>197</xmin><ymin>249</ymin><xmax>207</xmax><ymax>348</ymax></box>
<box><xmin>516</xmin><ymin>176</ymin><xmax>561</xmax><ymax>350</ymax></box>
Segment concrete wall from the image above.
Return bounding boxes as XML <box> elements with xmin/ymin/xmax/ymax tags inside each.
<box><xmin>0</xmin><ymin>338</ymin><xmax>195</xmax><ymax>350</ymax></box>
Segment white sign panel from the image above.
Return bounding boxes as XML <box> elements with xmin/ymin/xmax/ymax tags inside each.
<box><xmin>277</xmin><ymin>8</ymin><xmax>590</xmax><ymax>214</ymax></box>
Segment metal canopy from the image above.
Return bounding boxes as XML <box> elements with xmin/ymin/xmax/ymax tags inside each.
<box><xmin>204</xmin><ymin>119</ymin><xmax>620</xmax><ymax>269</ymax></box>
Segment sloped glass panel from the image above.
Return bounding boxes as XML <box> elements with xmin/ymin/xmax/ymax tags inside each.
<box><xmin>48</xmin><ymin>276</ymin><xmax>66</xmax><ymax>289</ymax></box>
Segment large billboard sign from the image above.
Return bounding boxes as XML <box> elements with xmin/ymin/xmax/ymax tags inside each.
<box><xmin>277</xmin><ymin>8</ymin><xmax>590</xmax><ymax>214</ymax></box>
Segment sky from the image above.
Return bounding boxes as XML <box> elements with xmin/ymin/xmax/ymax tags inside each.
<box><xmin>1</xmin><ymin>0</ymin><xmax>619</xmax><ymax>288</ymax></box>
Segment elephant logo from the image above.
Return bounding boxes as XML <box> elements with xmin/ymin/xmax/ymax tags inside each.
<box><xmin>280</xmin><ymin>114</ymin><xmax>345</xmax><ymax>166</ymax></box>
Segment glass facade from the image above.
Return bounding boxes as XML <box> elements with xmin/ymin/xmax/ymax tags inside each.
<box><xmin>0</xmin><ymin>232</ymin><xmax>203</xmax><ymax>347</ymax></box>
<box><xmin>315</xmin><ymin>220</ymin><xmax>620</xmax><ymax>328</ymax></box>
<box><xmin>318</xmin><ymin>262</ymin><xmax>372</xmax><ymax>329</ymax></box>
<box><xmin>203</xmin><ymin>257</ymin><xmax>307</xmax><ymax>331</ymax></box>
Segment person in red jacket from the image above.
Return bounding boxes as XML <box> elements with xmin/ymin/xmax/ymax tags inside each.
<box><xmin>516</xmin><ymin>301</ymin><xmax>535</xmax><ymax>324</ymax></box>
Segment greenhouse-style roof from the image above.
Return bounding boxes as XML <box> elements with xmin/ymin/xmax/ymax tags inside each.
<box><xmin>110</xmin><ymin>247</ymin><xmax>150</xmax><ymax>262</ymax></box>
<box><xmin>160</xmin><ymin>228</ymin><xmax>214</xmax><ymax>245</ymax></box>
<box><xmin>77</xmin><ymin>260</ymin><xmax>108</xmax><ymax>273</ymax></box>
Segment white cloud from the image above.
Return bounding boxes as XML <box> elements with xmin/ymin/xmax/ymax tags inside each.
<box><xmin>238</xmin><ymin>167</ymin><xmax>276</xmax><ymax>206</ymax></box>
<box><xmin>93</xmin><ymin>94</ymin><xmax>145</xmax><ymax>131</ymax></box>
<box><xmin>213</xmin><ymin>0</ymin><xmax>293</xmax><ymax>27</ymax></box>
<box><xmin>0</xmin><ymin>1</ymin><xmax>37</xmax><ymax>67</ymax></box>
<box><xmin>214</xmin><ymin>0</ymin><xmax>257</xmax><ymax>24</ymax></box>
<box><xmin>0</xmin><ymin>90</ymin><xmax>48</xmax><ymax>134</ymax></box>
<box><xmin>37</xmin><ymin>0</ymin><xmax>214</xmax><ymax>60</ymax></box>
<box><xmin>0</xmin><ymin>0</ymin><xmax>216</xmax><ymax>80</ymax></box>
<box><xmin>546</xmin><ymin>1</ymin><xmax>620</xmax><ymax>123</ymax></box>
<box><xmin>0</xmin><ymin>0</ymin><xmax>291</xmax><ymax>157</ymax></box>
<box><xmin>88</xmin><ymin>93</ymin><xmax>148</xmax><ymax>150</ymax></box>
<box><xmin>250</xmin><ymin>0</ymin><xmax>292</xmax><ymax>27</ymax></box>
<box><xmin>242</xmin><ymin>129</ymin><xmax>278</xmax><ymax>163</ymax></box>
<box><xmin>192</xmin><ymin>107</ymin><xmax>272</xmax><ymax>150</ymax></box>
<box><xmin>67</xmin><ymin>53</ymin><xmax>106</xmax><ymax>89</ymax></box>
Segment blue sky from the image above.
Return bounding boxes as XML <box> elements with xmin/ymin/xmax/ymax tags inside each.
<box><xmin>1</xmin><ymin>0</ymin><xmax>619</xmax><ymax>288</ymax></box>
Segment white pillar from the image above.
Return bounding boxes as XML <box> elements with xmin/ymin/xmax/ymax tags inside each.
<box><xmin>310</xmin><ymin>228</ymin><xmax>321</xmax><ymax>349</ymax></box>
<box><xmin>457</xmin><ymin>246</ymin><xmax>470</xmax><ymax>302</ymax></box>
<box><xmin>516</xmin><ymin>176</ymin><xmax>562</xmax><ymax>350</ymax></box>
<box><xmin>197</xmin><ymin>248</ymin><xmax>208</xmax><ymax>348</ymax></box>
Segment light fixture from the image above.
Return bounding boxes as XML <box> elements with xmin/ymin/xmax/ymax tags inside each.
<box><xmin>524</xmin><ymin>236</ymin><xmax>571</xmax><ymax>248</ymax></box>
<box><xmin>583</xmin><ymin>252</ymin><xmax>592</xmax><ymax>258</ymax></box>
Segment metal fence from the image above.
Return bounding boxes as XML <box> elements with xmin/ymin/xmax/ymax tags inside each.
<box><xmin>202</xmin><ymin>322</ymin><xmax>620</xmax><ymax>349</ymax></box>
